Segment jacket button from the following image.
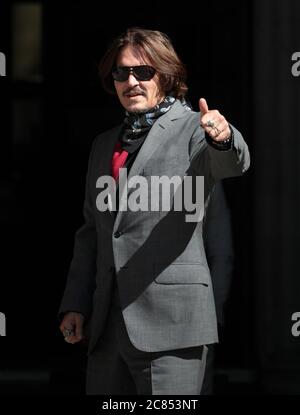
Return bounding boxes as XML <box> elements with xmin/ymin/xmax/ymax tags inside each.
<box><xmin>114</xmin><ymin>230</ymin><xmax>122</xmax><ymax>238</ymax></box>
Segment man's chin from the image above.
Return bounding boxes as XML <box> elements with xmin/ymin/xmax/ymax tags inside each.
<box><xmin>125</xmin><ymin>102</ymin><xmax>149</xmax><ymax>114</ymax></box>
<box><xmin>121</xmin><ymin>95</ymin><xmax>147</xmax><ymax>111</ymax></box>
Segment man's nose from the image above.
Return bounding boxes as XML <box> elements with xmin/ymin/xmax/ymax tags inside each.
<box><xmin>127</xmin><ymin>73</ymin><xmax>139</xmax><ymax>86</ymax></box>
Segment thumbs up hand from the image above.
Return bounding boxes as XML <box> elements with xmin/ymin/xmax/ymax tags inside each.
<box><xmin>199</xmin><ymin>98</ymin><xmax>231</xmax><ymax>142</ymax></box>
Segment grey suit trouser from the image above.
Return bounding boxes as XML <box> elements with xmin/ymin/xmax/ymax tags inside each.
<box><xmin>86</xmin><ymin>279</ymin><xmax>207</xmax><ymax>395</ymax></box>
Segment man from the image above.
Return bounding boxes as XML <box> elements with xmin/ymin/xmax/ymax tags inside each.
<box><xmin>59</xmin><ymin>27</ymin><xmax>250</xmax><ymax>395</ymax></box>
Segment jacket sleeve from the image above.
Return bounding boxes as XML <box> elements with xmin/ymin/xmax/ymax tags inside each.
<box><xmin>58</xmin><ymin>139</ymin><xmax>98</xmax><ymax>320</ymax></box>
<box><xmin>190</xmin><ymin>118</ymin><xmax>250</xmax><ymax>181</ymax></box>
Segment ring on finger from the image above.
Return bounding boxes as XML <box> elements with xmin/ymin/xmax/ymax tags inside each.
<box><xmin>63</xmin><ymin>328</ymin><xmax>74</xmax><ymax>338</ymax></box>
<box><xmin>205</xmin><ymin>120</ymin><xmax>215</xmax><ymax>128</ymax></box>
<box><xmin>213</xmin><ymin>126</ymin><xmax>221</xmax><ymax>136</ymax></box>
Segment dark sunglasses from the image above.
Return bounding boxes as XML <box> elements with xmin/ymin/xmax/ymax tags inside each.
<box><xmin>112</xmin><ymin>65</ymin><xmax>156</xmax><ymax>82</ymax></box>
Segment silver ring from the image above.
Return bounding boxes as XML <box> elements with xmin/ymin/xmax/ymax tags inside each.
<box><xmin>206</xmin><ymin>120</ymin><xmax>215</xmax><ymax>128</ymax></box>
<box><xmin>63</xmin><ymin>328</ymin><xmax>74</xmax><ymax>338</ymax></box>
<box><xmin>213</xmin><ymin>126</ymin><xmax>221</xmax><ymax>136</ymax></box>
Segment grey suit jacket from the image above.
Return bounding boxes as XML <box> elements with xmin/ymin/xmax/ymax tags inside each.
<box><xmin>59</xmin><ymin>100</ymin><xmax>250</xmax><ymax>353</ymax></box>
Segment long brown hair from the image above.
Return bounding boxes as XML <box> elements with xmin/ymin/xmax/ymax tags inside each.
<box><xmin>99</xmin><ymin>27</ymin><xmax>188</xmax><ymax>100</ymax></box>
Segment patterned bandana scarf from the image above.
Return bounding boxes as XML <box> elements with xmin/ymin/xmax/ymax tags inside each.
<box><xmin>120</xmin><ymin>96</ymin><xmax>191</xmax><ymax>153</ymax></box>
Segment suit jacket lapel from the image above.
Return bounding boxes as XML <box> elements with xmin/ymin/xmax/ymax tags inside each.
<box><xmin>113</xmin><ymin>100</ymin><xmax>187</xmax><ymax>229</ymax></box>
<box><xmin>97</xmin><ymin>124</ymin><xmax>122</xmax><ymax>220</ymax></box>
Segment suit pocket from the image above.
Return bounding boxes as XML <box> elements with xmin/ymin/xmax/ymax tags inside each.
<box><xmin>154</xmin><ymin>263</ymin><xmax>210</xmax><ymax>285</ymax></box>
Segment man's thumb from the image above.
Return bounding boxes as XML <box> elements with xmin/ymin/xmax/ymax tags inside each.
<box><xmin>199</xmin><ymin>98</ymin><xmax>209</xmax><ymax>115</ymax></box>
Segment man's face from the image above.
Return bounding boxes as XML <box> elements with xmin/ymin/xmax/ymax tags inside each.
<box><xmin>114</xmin><ymin>46</ymin><xmax>165</xmax><ymax>113</ymax></box>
